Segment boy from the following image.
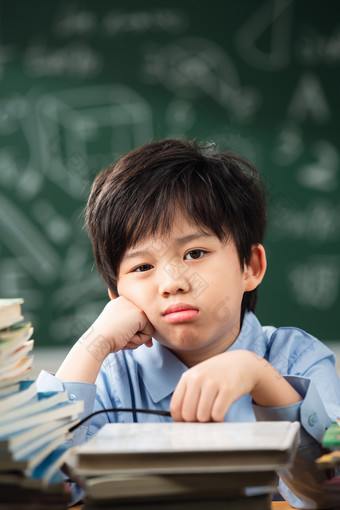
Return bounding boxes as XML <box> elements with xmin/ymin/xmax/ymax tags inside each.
<box><xmin>38</xmin><ymin>139</ymin><xmax>340</xmax><ymax>507</ymax></box>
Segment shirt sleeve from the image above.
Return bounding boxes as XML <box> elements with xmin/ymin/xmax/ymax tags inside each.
<box><xmin>253</xmin><ymin>375</ymin><xmax>339</xmax><ymax>509</ymax></box>
<box><xmin>36</xmin><ymin>370</ymin><xmax>96</xmax><ymax>445</ymax></box>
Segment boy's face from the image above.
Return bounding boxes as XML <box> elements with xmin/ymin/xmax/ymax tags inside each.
<box><xmin>117</xmin><ymin>213</ymin><xmax>261</xmax><ymax>367</ymax></box>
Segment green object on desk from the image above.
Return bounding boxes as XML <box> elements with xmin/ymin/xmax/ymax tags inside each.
<box><xmin>322</xmin><ymin>422</ymin><xmax>340</xmax><ymax>448</ymax></box>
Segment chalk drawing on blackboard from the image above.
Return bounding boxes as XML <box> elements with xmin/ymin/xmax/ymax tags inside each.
<box><xmin>0</xmin><ymin>94</ymin><xmax>28</xmax><ymax>134</ymax></box>
<box><xmin>52</xmin><ymin>4</ymin><xmax>188</xmax><ymax>38</ymax></box>
<box><xmin>165</xmin><ymin>99</ymin><xmax>196</xmax><ymax>136</ymax></box>
<box><xmin>272</xmin><ymin>122</ymin><xmax>304</xmax><ymax>166</ymax></box>
<box><xmin>296</xmin><ymin>141</ymin><xmax>338</xmax><ymax>192</ymax></box>
<box><xmin>0</xmin><ymin>42</ymin><xmax>15</xmax><ymax>80</ymax></box>
<box><xmin>51</xmin><ymin>270</ymin><xmax>104</xmax><ymax>314</ymax></box>
<box><xmin>0</xmin><ymin>257</ymin><xmax>43</xmax><ymax>329</ymax></box>
<box><xmin>287</xmin><ymin>73</ymin><xmax>331</xmax><ymax>124</ymax></box>
<box><xmin>24</xmin><ymin>42</ymin><xmax>103</xmax><ymax>78</ymax></box>
<box><xmin>35</xmin><ymin>84</ymin><xmax>153</xmax><ymax>198</ymax></box>
<box><xmin>234</xmin><ymin>0</ymin><xmax>293</xmax><ymax>71</ymax></box>
<box><xmin>288</xmin><ymin>257</ymin><xmax>339</xmax><ymax>309</ymax></box>
<box><xmin>269</xmin><ymin>199</ymin><xmax>340</xmax><ymax>243</ymax></box>
<box><xmin>0</xmin><ymin>149</ymin><xmax>19</xmax><ymax>187</ymax></box>
<box><xmin>142</xmin><ymin>37</ymin><xmax>261</xmax><ymax>122</ymax></box>
<box><xmin>0</xmin><ymin>94</ymin><xmax>44</xmax><ymax>199</ymax></box>
<box><xmin>296</xmin><ymin>24</ymin><xmax>340</xmax><ymax>66</ymax></box>
<box><xmin>102</xmin><ymin>9</ymin><xmax>188</xmax><ymax>37</ymax></box>
<box><xmin>52</xmin><ymin>4</ymin><xmax>98</xmax><ymax>37</ymax></box>
<box><xmin>31</xmin><ymin>199</ymin><xmax>71</xmax><ymax>245</ymax></box>
<box><xmin>0</xmin><ymin>194</ymin><xmax>61</xmax><ymax>284</ymax></box>
<box><xmin>50</xmin><ymin>262</ymin><xmax>105</xmax><ymax>343</ymax></box>
<box><xmin>49</xmin><ymin>296</ymin><xmax>105</xmax><ymax>344</ymax></box>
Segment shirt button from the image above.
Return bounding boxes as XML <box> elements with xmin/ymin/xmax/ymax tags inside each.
<box><xmin>308</xmin><ymin>413</ymin><xmax>318</xmax><ymax>426</ymax></box>
<box><xmin>69</xmin><ymin>393</ymin><xmax>76</xmax><ymax>401</ymax></box>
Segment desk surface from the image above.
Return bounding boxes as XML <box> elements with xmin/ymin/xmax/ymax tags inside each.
<box><xmin>73</xmin><ymin>502</ymin><xmax>293</xmax><ymax>509</ymax></box>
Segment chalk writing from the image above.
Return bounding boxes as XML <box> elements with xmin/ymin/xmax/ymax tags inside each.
<box><xmin>270</xmin><ymin>200</ymin><xmax>340</xmax><ymax>243</ymax></box>
<box><xmin>24</xmin><ymin>42</ymin><xmax>103</xmax><ymax>78</ymax></box>
<box><xmin>296</xmin><ymin>141</ymin><xmax>338</xmax><ymax>192</ymax></box>
<box><xmin>287</xmin><ymin>73</ymin><xmax>331</xmax><ymax>124</ymax></box>
<box><xmin>296</xmin><ymin>25</ymin><xmax>340</xmax><ymax>66</ymax></box>
<box><xmin>289</xmin><ymin>258</ymin><xmax>339</xmax><ymax>309</ymax></box>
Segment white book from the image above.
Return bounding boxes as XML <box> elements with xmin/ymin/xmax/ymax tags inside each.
<box><xmin>1</xmin><ymin>390</ymin><xmax>69</xmax><ymax>422</ymax></box>
<box><xmin>0</xmin><ymin>340</ymin><xmax>34</xmax><ymax>372</ymax></box>
<box><xmin>74</xmin><ymin>421</ymin><xmax>300</xmax><ymax>475</ymax></box>
<box><xmin>0</xmin><ymin>380</ymin><xmax>36</xmax><ymax>413</ymax></box>
<box><xmin>14</xmin><ymin>420</ymin><xmax>75</xmax><ymax>458</ymax></box>
<box><xmin>0</xmin><ymin>382</ymin><xmax>21</xmax><ymax>396</ymax></box>
<box><xmin>0</xmin><ymin>416</ymin><xmax>79</xmax><ymax>450</ymax></box>
<box><xmin>0</xmin><ymin>372</ymin><xmax>30</xmax><ymax>391</ymax></box>
<box><xmin>0</xmin><ymin>356</ymin><xmax>33</xmax><ymax>382</ymax></box>
<box><xmin>0</xmin><ymin>399</ymin><xmax>84</xmax><ymax>436</ymax></box>
<box><xmin>0</xmin><ymin>435</ymin><xmax>68</xmax><ymax>474</ymax></box>
<box><xmin>30</xmin><ymin>445</ymin><xmax>74</xmax><ymax>485</ymax></box>
<box><xmin>0</xmin><ymin>298</ymin><xmax>24</xmax><ymax>330</ymax></box>
<box><xmin>0</xmin><ymin>323</ymin><xmax>33</xmax><ymax>359</ymax></box>
<box><xmin>72</xmin><ymin>471</ymin><xmax>278</xmax><ymax>502</ymax></box>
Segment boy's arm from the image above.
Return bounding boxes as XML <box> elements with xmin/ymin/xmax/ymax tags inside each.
<box><xmin>170</xmin><ymin>349</ymin><xmax>340</xmax><ymax>508</ymax></box>
<box><xmin>56</xmin><ymin>297</ymin><xmax>154</xmax><ymax>384</ymax></box>
<box><xmin>170</xmin><ymin>350</ymin><xmax>302</xmax><ymax>422</ymax></box>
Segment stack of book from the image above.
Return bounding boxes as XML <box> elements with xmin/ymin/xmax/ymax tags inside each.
<box><xmin>66</xmin><ymin>420</ymin><xmax>301</xmax><ymax>510</ymax></box>
<box><xmin>0</xmin><ymin>298</ymin><xmax>84</xmax><ymax>509</ymax></box>
<box><xmin>316</xmin><ymin>419</ymin><xmax>340</xmax><ymax>500</ymax></box>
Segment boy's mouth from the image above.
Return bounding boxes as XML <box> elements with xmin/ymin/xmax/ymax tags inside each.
<box><xmin>162</xmin><ymin>303</ymin><xmax>199</xmax><ymax>323</ymax></box>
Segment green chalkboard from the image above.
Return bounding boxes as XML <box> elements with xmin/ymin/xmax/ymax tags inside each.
<box><xmin>0</xmin><ymin>0</ymin><xmax>339</xmax><ymax>346</ymax></box>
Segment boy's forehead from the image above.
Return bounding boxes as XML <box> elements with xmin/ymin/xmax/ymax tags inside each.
<box><xmin>125</xmin><ymin>224</ymin><xmax>216</xmax><ymax>257</ymax></box>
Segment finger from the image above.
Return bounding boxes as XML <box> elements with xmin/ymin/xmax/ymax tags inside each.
<box><xmin>170</xmin><ymin>379</ymin><xmax>187</xmax><ymax>421</ymax></box>
<box><xmin>133</xmin><ymin>332</ymin><xmax>153</xmax><ymax>346</ymax></box>
<box><xmin>122</xmin><ymin>337</ymin><xmax>152</xmax><ymax>350</ymax></box>
<box><xmin>210</xmin><ymin>389</ymin><xmax>233</xmax><ymax>422</ymax></box>
<box><xmin>179</xmin><ymin>381</ymin><xmax>202</xmax><ymax>422</ymax></box>
<box><xmin>140</xmin><ymin>321</ymin><xmax>154</xmax><ymax>338</ymax></box>
<box><xmin>196</xmin><ymin>383</ymin><xmax>219</xmax><ymax>422</ymax></box>
<box><xmin>122</xmin><ymin>342</ymin><xmax>140</xmax><ymax>350</ymax></box>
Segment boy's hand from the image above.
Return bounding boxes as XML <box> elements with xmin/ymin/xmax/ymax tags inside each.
<box><xmin>56</xmin><ymin>296</ymin><xmax>154</xmax><ymax>384</ymax></box>
<box><xmin>92</xmin><ymin>297</ymin><xmax>154</xmax><ymax>354</ymax></box>
<box><xmin>170</xmin><ymin>350</ymin><xmax>302</xmax><ymax>422</ymax></box>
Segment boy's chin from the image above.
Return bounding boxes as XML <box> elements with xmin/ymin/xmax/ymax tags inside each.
<box><xmin>154</xmin><ymin>330</ymin><xmax>205</xmax><ymax>351</ymax></box>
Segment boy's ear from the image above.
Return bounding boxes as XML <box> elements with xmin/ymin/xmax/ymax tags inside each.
<box><xmin>243</xmin><ymin>244</ymin><xmax>267</xmax><ymax>292</ymax></box>
<box><xmin>108</xmin><ymin>289</ymin><xmax>116</xmax><ymax>300</ymax></box>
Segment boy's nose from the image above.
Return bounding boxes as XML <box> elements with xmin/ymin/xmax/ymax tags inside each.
<box><xmin>158</xmin><ymin>263</ymin><xmax>190</xmax><ymax>296</ymax></box>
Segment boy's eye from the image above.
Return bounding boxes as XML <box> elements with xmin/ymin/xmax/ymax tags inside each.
<box><xmin>132</xmin><ymin>264</ymin><xmax>153</xmax><ymax>272</ymax></box>
<box><xmin>184</xmin><ymin>250</ymin><xmax>206</xmax><ymax>261</ymax></box>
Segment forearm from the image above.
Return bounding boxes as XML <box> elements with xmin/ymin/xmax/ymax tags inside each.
<box><xmin>56</xmin><ymin>326</ymin><xmax>110</xmax><ymax>383</ymax></box>
<box><xmin>250</xmin><ymin>353</ymin><xmax>302</xmax><ymax>407</ymax></box>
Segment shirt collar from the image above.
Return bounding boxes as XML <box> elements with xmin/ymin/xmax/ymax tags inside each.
<box><xmin>133</xmin><ymin>341</ymin><xmax>187</xmax><ymax>403</ymax></box>
<box><xmin>228</xmin><ymin>311</ymin><xmax>268</xmax><ymax>359</ymax></box>
<box><xmin>133</xmin><ymin>311</ymin><xmax>267</xmax><ymax>403</ymax></box>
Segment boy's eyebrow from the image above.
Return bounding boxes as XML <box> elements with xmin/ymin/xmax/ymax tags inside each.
<box><xmin>122</xmin><ymin>233</ymin><xmax>214</xmax><ymax>261</ymax></box>
<box><xmin>174</xmin><ymin>233</ymin><xmax>214</xmax><ymax>245</ymax></box>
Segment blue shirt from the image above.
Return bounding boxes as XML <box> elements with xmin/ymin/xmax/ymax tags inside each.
<box><xmin>38</xmin><ymin>311</ymin><xmax>340</xmax><ymax>508</ymax></box>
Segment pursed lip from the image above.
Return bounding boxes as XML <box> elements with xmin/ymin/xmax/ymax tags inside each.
<box><xmin>162</xmin><ymin>303</ymin><xmax>198</xmax><ymax>316</ymax></box>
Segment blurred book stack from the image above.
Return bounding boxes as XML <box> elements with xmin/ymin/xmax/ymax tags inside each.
<box><xmin>66</xmin><ymin>421</ymin><xmax>301</xmax><ymax>510</ymax></box>
<box><xmin>316</xmin><ymin>419</ymin><xmax>340</xmax><ymax>504</ymax></box>
<box><xmin>0</xmin><ymin>298</ymin><xmax>84</xmax><ymax>509</ymax></box>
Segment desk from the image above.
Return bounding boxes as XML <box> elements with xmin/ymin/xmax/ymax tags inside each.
<box><xmin>272</xmin><ymin>504</ymin><xmax>294</xmax><ymax>509</ymax></box>
<box><xmin>72</xmin><ymin>502</ymin><xmax>293</xmax><ymax>509</ymax></box>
